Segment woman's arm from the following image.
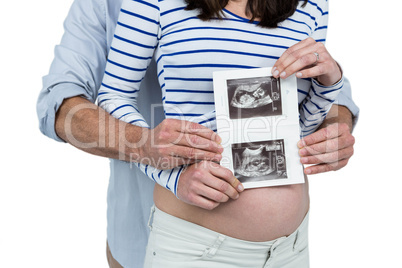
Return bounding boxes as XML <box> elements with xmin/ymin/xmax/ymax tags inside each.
<box><xmin>98</xmin><ymin>0</ymin><xmax>187</xmax><ymax>195</ymax></box>
<box><xmin>97</xmin><ymin>0</ymin><xmax>243</xmax><ymax>201</ymax></box>
<box><xmin>271</xmin><ymin>2</ymin><xmax>344</xmax><ymax>136</ymax></box>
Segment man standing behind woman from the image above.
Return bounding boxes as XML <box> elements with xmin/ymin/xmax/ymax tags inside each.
<box><xmin>97</xmin><ymin>0</ymin><xmax>350</xmax><ymax>267</ymax></box>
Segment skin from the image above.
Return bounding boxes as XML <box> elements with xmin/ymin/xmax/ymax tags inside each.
<box><xmin>55</xmin><ymin>96</ymin><xmax>223</xmax><ymax>167</ymax></box>
<box><xmin>300</xmin><ymin>105</ymin><xmax>355</xmax><ymax>175</ymax></box>
<box><xmin>153</xmin><ymin>106</ymin><xmax>354</xmax><ymax>241</ymax></box>
<box><xmin>55</xmin><ymin>98</ymin><xmax>354</xmax><ymax>210</ymax></box>
<box><xmin>55</xmin><ymin>0</ymin><xmax>355</xmax><ymax>211</ymax></box>
<box><xmin>55</xmin><ymin>96</ymin><xmax>243</xmax><ymax>204</ymax></box>
<box><xmin>153</xmin><ymin>0</ymin><xmax>355</xmax><ymax>241</ymax></box>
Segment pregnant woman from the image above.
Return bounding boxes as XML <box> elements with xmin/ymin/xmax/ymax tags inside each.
<box><xmin>98</xmin><ymin>0</ymin><xmax>344</xmax><ymax>267</ymax></box>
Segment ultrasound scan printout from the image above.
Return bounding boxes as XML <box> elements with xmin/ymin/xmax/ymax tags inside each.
<box><xmin>213</xmin><ymin>67</ymin><xmax>304</xmax><ymax>188</ymax></box>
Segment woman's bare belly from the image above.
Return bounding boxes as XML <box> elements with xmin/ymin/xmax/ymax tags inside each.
<box><xmin>154</xmin><ymin>177</ymin><xmax>309</xmax><ymax>242</ymax></box>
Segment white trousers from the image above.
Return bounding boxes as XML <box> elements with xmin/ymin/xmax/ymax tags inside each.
<box><xmin>144</xmin><ymin>206</ymin><xmax>309</xmax><ymax>268</ymax></box>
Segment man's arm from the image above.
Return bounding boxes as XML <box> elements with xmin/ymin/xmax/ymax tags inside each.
<box><xmin>55</xmin><ymin>96</ymin><xmax>242</xmax><ymax>207</ymax></box>
<box><xmin>55</xmin><ymin>96</ymin><xmax>223</xmax><ymax>167</ymax></box>
<box><xmin>38</xmin><ymin>0</ymin><xmax>222</xmax><ymax>168</ymax></box>
<box><xmin>37</xmin><ymin>0</ymin><xmax>241</xmax><ymax>209</ymax></box>
<box><xmin>318</xmin><ymin>103</ymin><xmax>353</xmax><ymax>130</ymax></box>
<box><xmin>298</xmin><ymin>104</ymin><xmax>356</xmax><ymax>175</ymax></box>
<box><xmin>55</xmin><ymin>96</ymin><xmax>141</xmax><ymax>161</ymax></box>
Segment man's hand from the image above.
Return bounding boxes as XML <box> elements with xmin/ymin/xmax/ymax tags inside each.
<box><xmin>177</xmin><ymin>160</ymin><xmax>244</xmax><ymax>210</ymax></box>
<box><xmin>137</xmin><ymin>119</ymin><xmax>223</xmax><ymax>169</ymax></box>
<box><xmin>298</xmin><ymin>123</ymin><xmax>355</xmax><ymax>175</ymax></box>
<box><xmin>55</xmin><ymin>97</ymin><xmax>224</xmax><ymax>169</ymax></box>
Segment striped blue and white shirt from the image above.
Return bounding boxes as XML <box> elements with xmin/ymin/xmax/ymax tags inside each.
<box><xmin>98</xmin><ymin>0</ymin><xmax>344</xmax><ymax>196</ymax></box>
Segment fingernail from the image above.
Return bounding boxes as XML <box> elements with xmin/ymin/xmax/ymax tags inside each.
<box><xmin>305</xmin><ymin>169</ymin><xmax>312</xmax><ymax>175</ymax></box>
<box><xmin>237</xmin><ymin>183</ymin><xmax>244</xmax><ymax>192</ymax></box>
<box><xmin>299</xmin><ymin>148</ymin><xmax>307</xmax><ymax>156</ymax></box>
<box><xmin>297</xmin><ymin>140</ymin><xmax>306</xmax><ymax>149</ymax></box>
<box><xmin>273</xmin><ymin>70</ymin><xmax>279</xmax><ymax>77</ymax></box>
<box><xmin>296</xmin><ymin>72</ymin><xmax>303</xmax><ymax>78</ymax></box>
<box><xmin>280</xmin><ymin>71</ymin><xmax>286</xmax><ymax>78</ymax></box>
<box><xmin>300</xmin><ymin>157</ymin><xmax>308</xmax><ymax>164</ymax></box>
<box><xmin>214</xmin><ymin>154</ymin><xmax>222</xmax><ymax>161</ymax></box>
<box><xmin>272</xmin><ymin>67</ymin><xmax>277</xmax><ymax>74</ymax></box>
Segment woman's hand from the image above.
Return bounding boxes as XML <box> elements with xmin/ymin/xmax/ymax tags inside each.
<box><xmin>177</xmin><ymin>161</ymin><xmax>244</xmax><ymax>210</ymax></box>
<box><xmin>272</xmin><ymin>37</ymin><xmax>342</xmax><ymax>86</ymax></box>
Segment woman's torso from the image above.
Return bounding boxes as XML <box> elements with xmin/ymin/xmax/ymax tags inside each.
<box><xmin>153</xmin><ymin>0</ymin><xmax>325</xmax><ymax>241</ymax></box>
<box><xmin>155</xmin><ymin>0</ymin><xmax>326</xmax><ymax>131</ymax></box>
<box><xmin>154</xmin><ymin>180</ymin><xmax>309</xmax><ymax>241</ymax></box>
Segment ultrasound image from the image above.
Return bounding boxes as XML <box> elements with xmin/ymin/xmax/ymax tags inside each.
<box><xmin>227</xmin><ymin>76</ymin><xmax>282</xmax><ymax>120</ymax></box>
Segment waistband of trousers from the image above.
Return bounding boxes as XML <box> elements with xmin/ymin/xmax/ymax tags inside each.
<box><xmin>151</xmin><ymin>205</ymin><xmax>309</xmax><ymax>254</ymax></box>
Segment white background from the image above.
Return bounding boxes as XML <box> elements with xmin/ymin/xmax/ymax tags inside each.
<box><xmin>1</xmin><ymin>0</ymin><xmax>401</xmax><ymax>267</ymax></box>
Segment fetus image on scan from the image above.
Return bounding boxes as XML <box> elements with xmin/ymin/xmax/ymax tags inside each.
<box><xmin>232</xmin><ymin>140</ymin><xmax>287</xmax><ymax>183</ymax></box>
<box><xmin>227</xmin><ymin>76</ymin><xmax>282</xmax><ymax>120</ymax></box>
<box><xmin>231</xmin><ymin>83</ymin><xmax>273</xmax><ymax>109</ymax></box>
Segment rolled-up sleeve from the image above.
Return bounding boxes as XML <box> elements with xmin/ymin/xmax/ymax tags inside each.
<box><xmin>333</xmin><ymin>77</ymin><xmax>360</xmax><ymax>130</ymax></box>
<box><xmin>36</xmin><ymin>0</ymin><xmax>107</xmax><ymax>142</ymax></box>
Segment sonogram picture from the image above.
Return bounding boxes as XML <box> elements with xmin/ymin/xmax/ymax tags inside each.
<box><xmin>213</xmin><ymin>67</ymin><xmax>304</xmax><ymax>189</ymax></box>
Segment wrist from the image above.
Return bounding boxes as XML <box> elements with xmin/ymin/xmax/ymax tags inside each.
<box><xmin>319</xmin><ymin>105</ymin><xmax>353</xmax><ymax>131</ymax></box>
<box><xmin>316</xmin><ymin>61</ymin><xmax>343</xmax><ymax>86</ymax></box>
<box><xmin>121</xmin><ymin>123</ymin><xmax>150</xmax><ymax>163</ymax></box>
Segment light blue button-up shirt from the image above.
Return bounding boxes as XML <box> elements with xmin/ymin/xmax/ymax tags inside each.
<box><xmin>36</xmin><ymin>0</ymin><xmax>360</xmax><ymax>267</ymax></box>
